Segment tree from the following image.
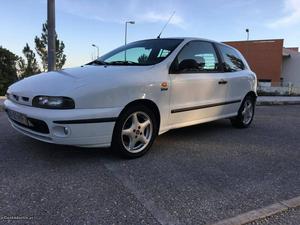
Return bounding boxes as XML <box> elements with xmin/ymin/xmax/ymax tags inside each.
<box><xmin>138</xmin><ymin>54</ymin><xmax>148</xmax><ymax>64</ymax></box>
<box><xmin>18</xmin><ymin>43</ymin><xmax>40</xmax><ymax>78</ymax></box>
<box><xmin>35</xmin><ymin>22</ymin><xmax>66</xmax><ymax>71</ymax></box>
<box><xmin>0</xmin><ymin>46</ymin><xmax>18</xmax><ymax>95</ymax></box>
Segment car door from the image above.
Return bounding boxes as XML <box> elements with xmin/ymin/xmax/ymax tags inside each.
<box><xmin>216</xmin><ymin>44</ymin><xmax>251</xmax><ymax>114</ymax></box>
<box><xmin>169</xmin><ymin>41</ymin><xmax>232</xmax><ymax>126</ymax></box>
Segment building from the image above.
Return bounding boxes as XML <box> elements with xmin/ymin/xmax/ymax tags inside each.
<box><xmin>224</xmin><ymin>39</ymin><xmax>300</xmax><ymax>86</ymax></box>
<box><xmin>282</xmin><ymin>47</ymin><xmax>300</xmax><ymax>84</ymax></box>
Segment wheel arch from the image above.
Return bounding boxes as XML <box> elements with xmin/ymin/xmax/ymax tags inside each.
<box><xmin>244</xmin><ymin>91</ymin><xmax>257</xmax><ymax>102</ymax></box>
<box><xmin>118</xmin><ymin>99</ymin><xmax>161</xmax><ymax>130</ymax></box>
<box><xmin>237</xmin><ymin>91</ymin><xmax>257</xmax><ymax>113</ymax></box>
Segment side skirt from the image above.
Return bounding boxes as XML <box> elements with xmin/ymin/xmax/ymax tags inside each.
<box><xmin>158</xmin><ymin>112</ymin><xmax>238</xmax><ymax>135</ymax></box>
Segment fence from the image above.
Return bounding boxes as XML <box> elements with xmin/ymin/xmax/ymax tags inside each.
<box><xmin>257</xmin><ymin>82</ymin><xmax>300</xmax><ymax>96</ymax></box>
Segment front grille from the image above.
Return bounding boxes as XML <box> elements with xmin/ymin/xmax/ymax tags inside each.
<box><xmin>11</xmin><ymin>117</ymin><xmax>50</xmax><ymax>134</ymax></box>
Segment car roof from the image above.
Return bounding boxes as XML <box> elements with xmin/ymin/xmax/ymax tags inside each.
<box><xmin>130</xmin><ymin>37</ymin><xmax>240</xmax><ymax>54</ymax></box>
<box><xmin>168</xmin><ymin>37</ymin><xmax>242</xmax><ymax>50</ymax></box>
<box><xmin>136</xmin><ymin>37</ymin><xmax>220</xmax><ymax>44</ymax></box>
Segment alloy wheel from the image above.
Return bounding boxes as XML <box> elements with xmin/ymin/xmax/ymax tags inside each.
<box><xmin>121</xmin><ymin>111</ymin><xmax>153</xmax><ymax>153</ymax></box>
<box><xmin>242</xmin><ymin>99</ymin><xmax>253</xmax><ymax>125</ymax></box>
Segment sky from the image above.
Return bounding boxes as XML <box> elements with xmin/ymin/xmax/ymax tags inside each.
<box><xmin>0</xmin><ymin>0</ymin><xmax>300</xmax><ymax>68</ymax></box>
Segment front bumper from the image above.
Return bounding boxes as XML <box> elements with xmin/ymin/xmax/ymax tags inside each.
<box><xmin>4</xmin><ymin>100</ymin><xmax>122</xmax><ymax>147</ymax></box>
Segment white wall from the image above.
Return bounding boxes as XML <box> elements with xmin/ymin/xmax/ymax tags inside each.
<box><xmin>258</xmin><ymin>85</ymin><xmax>300</xmax><ymax>95</ymax></box>
<box><xmin>282</xmin><ymin>50</ymin><xmax>300</xmax><ymax>85</ymax></box>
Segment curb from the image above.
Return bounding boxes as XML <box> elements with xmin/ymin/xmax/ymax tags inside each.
<box><xmin>211</xmin><ymin>196</ymin><xmax>300</xmax><ymax>225</ymax></box>
<box><xmin>257</xmin><ymin>101</ymin><xmax>300</xmax><ymax>106</ymax></box>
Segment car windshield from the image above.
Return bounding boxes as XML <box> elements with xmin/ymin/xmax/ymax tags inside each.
<box><xmin>90</xmin><ymin>39</ymin><xmax>183</xmax><ymax>66</ymax></box>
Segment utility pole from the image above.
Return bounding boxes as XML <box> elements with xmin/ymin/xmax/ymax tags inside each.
<box><xmin>48</xmin><ymin>0</ymin><xmax>56</xmax><ymax>71</ymax></box>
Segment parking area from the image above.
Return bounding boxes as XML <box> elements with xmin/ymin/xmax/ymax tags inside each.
<box><xmin>0</xmin><ymin>105</ymin><xmax>299</xmax><ymax>225</ymax></box>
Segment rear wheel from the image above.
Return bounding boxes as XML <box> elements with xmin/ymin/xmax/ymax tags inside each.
<box><xmin>112</xmin><ymin>105</ymin><xmax>158</xmax><ymax>158</ymax></box>
<box><xmin>231</xmin><ymin>95</ymin><xmax>255</xmax><ymax>128</ymax></box>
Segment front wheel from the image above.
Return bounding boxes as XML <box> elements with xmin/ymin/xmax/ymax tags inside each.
<box><xmin>111</xmin><ymin>105</ymin><xmax>158</xmax><ymax>158</ymax></box>
<box><xmin>231</xmin><ymin>95</ymin><xmax>255</xmax><ymax>128</ymax></box>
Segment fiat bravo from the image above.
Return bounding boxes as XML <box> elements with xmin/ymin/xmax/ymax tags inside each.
<box><xmin>4</xmin><ymin>38</ymin><xmax>257</xmax><ymax>158</ymax></box>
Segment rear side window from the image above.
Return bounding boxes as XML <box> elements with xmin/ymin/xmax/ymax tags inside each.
<box><xmin>218</xmin><ymin>45</ymin><xmax>245</xmax><ymax>72</ymax></box>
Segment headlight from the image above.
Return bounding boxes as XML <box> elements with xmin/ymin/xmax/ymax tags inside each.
<box><xmin>6</xmin><ymin>92</ymin><xmax>12</xmax><ymax>101</ymax></box>
<box><xmin>32</xmin><ymin>96</ymin><xmax>75</xmax><ymax>109</ymax></box>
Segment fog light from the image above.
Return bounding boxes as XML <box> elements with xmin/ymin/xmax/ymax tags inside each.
<box><xmin>64</xmin><ymin>127</ymin><xmax>69</xmax><ymax>135</ymax></box>
<box><xmin>53</xmin><ymin>126</ymin><xmax>71</xmax><ymax>137</ymax></box>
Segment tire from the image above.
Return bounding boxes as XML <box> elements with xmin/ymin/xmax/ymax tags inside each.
<box><xmin>230</xmin><ymin>95</ymin><xmax>255</xmax><ymax>128</ymax></box>
<box><xmin>111</xmin><ymin>105</ymin><xmax>158</xmax><ymax>158</ymax></box>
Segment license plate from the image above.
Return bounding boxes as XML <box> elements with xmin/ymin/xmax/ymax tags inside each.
<box><xmin>6</xmin><ymin>109</ymin><xmax>29</xmax><ymax>126</ymax></box>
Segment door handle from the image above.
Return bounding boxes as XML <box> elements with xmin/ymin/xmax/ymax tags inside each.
<box><xmin>218</xmin><ymin>79</ymin><xmax>228</xmax><ymax>85</ymax></box>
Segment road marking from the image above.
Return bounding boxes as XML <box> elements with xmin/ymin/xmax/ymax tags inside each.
<box><xmin>104</xmin><ymin>162</ymin><xmax>181</xmax><ymax>225</ymax></box>
<box><xmin>211</xmin><ymin>196</ymin><xmax>300</xmax><ymax>225</ymax></box>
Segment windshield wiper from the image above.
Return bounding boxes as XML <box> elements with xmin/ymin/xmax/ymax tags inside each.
<box><xmin>86</xmin><ymin>59</ymin><xmax>108</xmax><ymax>66</ymax></box>
<box><xmin>107</xmin><ymin>60</ymin><xmax>139</xmax><ymax>65</ymax></box>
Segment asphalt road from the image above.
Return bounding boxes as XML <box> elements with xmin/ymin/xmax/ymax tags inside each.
<box><xmin>0</xmin><ymin>106</ymin><xmax>299</xmax><ymax>225</ymax></box>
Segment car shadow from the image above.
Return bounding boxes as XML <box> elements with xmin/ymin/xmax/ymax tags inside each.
<box><xmin>26</xmin><ymin>119</ymin><xmax>234</xmax><ymax>162</ymax></box>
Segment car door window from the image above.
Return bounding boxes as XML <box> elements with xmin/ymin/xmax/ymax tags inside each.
<box><xmin>175</xmin><ymin>41</ymin><xmax>220</xmax><ymax>73</ymax></box>
<box><xmin>218</xmin><ymin>45</ymin><xmax>245</xmax><ymax>72</ymax></box>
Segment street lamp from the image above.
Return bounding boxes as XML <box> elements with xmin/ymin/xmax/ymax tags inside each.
<box><xmin>125</xmin><ymin>21</ymin><xmax>135</xmax><ymax>45</ymax></box>
<box><xmin>124</xmin><ymin>21</ymin><xmax>135</xmax><ymax>62</ymax></box>
<box><xmin>92</xmin><ymin>44</ymin><xmax>99</xmax><ymax>58</ymax></box>
<box><xmin>246</xmin><ymin>28</ymin><xmax>250</xmax><ymax>41</ymax></box>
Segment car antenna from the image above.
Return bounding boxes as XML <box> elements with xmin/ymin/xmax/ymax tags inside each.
<box><xmin>157</xmin><ymin>11</ymin><xmax>176</xmax><ymax>39</ymax></box>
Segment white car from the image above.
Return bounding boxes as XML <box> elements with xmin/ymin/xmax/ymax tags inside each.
<box><xmin>4</xmin><ymin>38</ymin><xmax>257</xmax><ymax>158</ymax></box>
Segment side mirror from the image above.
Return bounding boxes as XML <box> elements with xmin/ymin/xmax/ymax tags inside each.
<box><xmin>178</xmin><ymin>59</ymin><xmax>199</xmax><ymax>72</ymax></box>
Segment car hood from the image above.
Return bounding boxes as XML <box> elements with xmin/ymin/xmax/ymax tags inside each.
<box><xmin>7</xmin><ymin>65</ymin><xmax>155</xmax><ymax>98</ymax></box>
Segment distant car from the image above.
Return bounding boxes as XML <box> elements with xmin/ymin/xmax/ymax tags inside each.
<box><xmin>4</xmin><ymin>38</ymin><xmax>257</xmax><ymax>158</ymax></box>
